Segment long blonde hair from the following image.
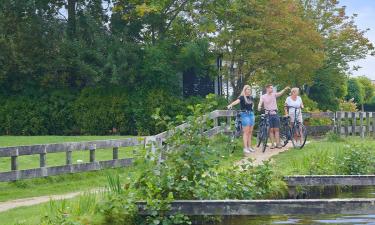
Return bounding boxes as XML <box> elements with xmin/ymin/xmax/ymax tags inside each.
<box><xmin>240</xmin><ymin>85</ymin><xmax>252</xmax><ymax>104</ymax></box>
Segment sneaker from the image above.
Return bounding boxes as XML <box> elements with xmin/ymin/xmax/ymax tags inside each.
<box><xmin>243</xmin><ymin>148</ymin><xmax>252</xmax><ymax>154</ymax></box>
<box><xmin>276</xmin><ymin>144</ymin><xmax>283</xmax><ymax>149</ymax></box>
<box><xmin>270</xmin><ymin>144</ymin><xmax>275</xmax><ymax>149</ymax></box>
<box><xmin>248</xmin><ymin>147</ymin><xmax>255</xmax><ymax>152</ymax></box>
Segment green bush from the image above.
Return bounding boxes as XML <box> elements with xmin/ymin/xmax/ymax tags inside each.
<box><xmin>0</xmin><ymin>88</ymin><xmax>223</xmax><ymax>135</ymax></box>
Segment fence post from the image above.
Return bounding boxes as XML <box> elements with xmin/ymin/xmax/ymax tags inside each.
<box><xmin>214</xmin><ymin>111</ymin><xmax>219</xmax><ymax>127</ymax></box>
<box><xmin>352</xmin><ymin>112</ymin><xmax>356</xmax><ymax>136</ymax></box>
<box><xmin>345</xmin><ymin>112</ymin><xmax>349</xmax><ymax>136</ymax></box>
<box><xmin>336</xmin><ymin>112</ymin><xmax>341</xmax><ymax>135</ymax></box>
<box><xmin>366</xmin><ymin>112</ymin><xmax>370</xmax><ymax>137</ymax></box>
<box><xmin>113</xmin><ymin>146</ymin><xmax>119</xmax><ymax>160</ymax></box>
<box><xmin>11</xmin><ymin>148</ymin><xmax>19</xmax><ymax>171</ymax></box>
<box><xmin>90</xmin><ymin>144</ymin><xmax>96</xmax><ymax>162</ymax></box>
<box><xmin>227</xmin><ymin>114</ymin><xmax>231</xmax><ymax>131</ymax></box>
<box><xmin>40</xmin><ymin>147</ymin><xmax>47</xmax><ymax>167</ymax></box>
<box><xmin>66</xmin><ymin>150</ymin><xmax>72</xmax><ymax>165</ymax></box>
<box><xmin>360</xmin><ymin>112</ymin><xmax>364</xmax><ymax>138</ymax></box>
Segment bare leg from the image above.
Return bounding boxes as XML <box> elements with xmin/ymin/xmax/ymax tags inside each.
<box><xmin>248</xmin><ymin>126</ymin><xmax>254</xmax><ymax>148</ymax></box>
<box><xmin>269</xmin><ymin>128</ymin><xmax>275</xmax><ymax>146</ymax></box>
<box><xmin>243</xmin><ymin>126</ymin><xmax>250</xmax><ymax>149</ymax></box>
<box><xmin>274</xmin><ymin>128</ymin><xmax>280</xmax><ymax>146</ymax></box>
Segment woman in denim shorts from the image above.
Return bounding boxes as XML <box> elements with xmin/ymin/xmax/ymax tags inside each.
<box><xmin>227</xmin><ymin>85</ymin><xmax>255</xmax><ymax>154</ymax></box>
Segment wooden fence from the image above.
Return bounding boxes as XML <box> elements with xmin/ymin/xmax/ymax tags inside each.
<box><xmin>0</xmin><ymin>110</ymin><xmax>373</xmax><ymax>182</ymax></box>
<box><xmin>335</xmin><ymin>111</ymin><xmax>375</xmax><ymax>138</ymax></box>
<box><xmin>0</xmin><ymin>110</ymin><xmax>230</xmax><ymax>182</ymax></box>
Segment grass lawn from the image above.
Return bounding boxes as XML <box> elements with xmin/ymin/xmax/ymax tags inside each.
<box><xmin>0</xmin><ymin>135</ymin><xmax>132</xmax><ymax>147</ymax></box>
<box><xmin>0</xmin><ymin>202</ymin><xmax>45</xmax><ymax>225</ymax></box>
<box><xmin>271</xmin><ymin>136</ymin><xmax>375</xmax><ymax>175</ymax></box>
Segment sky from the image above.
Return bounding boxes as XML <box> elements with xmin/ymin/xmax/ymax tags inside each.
<box><xmin>339</xmin><ymin>0</ymin><xmax>375</xmax><ymax>80</ymax></box>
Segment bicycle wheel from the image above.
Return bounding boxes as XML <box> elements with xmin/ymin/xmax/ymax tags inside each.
<box><xmin>256</xmin><ymin>129</ymin><xmax>262</xmax><ymax>147</ymax></box>
<box><xmin>291</xmin><ymin>123</ymin><xmax>307</xmax><ymax>149</ymax></box>
<box><xmin>256</xmin><ymin>122</ymin><xmax>264</xmax><ymax>147</ymax></box>
<box><xmin>261</xmin><ymin>125</ymin><xmax>269</xmax><ymax>153</ymax></box>
<box><xmin>279</xmin><ymin>125</ymin><xmax>290</xmax><ymax>147</ymax></box>
<box><xmin>298</xmin><ymin>123</ymin><xmax>307</xmax><ymax>148</ymax></box>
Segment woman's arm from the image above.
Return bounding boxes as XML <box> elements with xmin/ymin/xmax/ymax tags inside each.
<box><xmin>284</xmin><ymin>103</ymin><xmax>289</xmax><ymax>116</ymax></box>
<box><xmin>257</xmin><ymin>97</ymin><xmax>263</xmax><ymax>111</ymax></box>
<box><xmin>227</xmin><ymin>99</ymin><xmax>240</xmax><ymax>109</ymax></box>
<box><xmin>300</xmin><ymin>97</ymin><xmax>304</xmax><ymax>109</ymax></box>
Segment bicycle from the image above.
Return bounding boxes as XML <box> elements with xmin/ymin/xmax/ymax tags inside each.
<box><xmin>280</xmin><ymin>106</ymin><xmax>307</xmax><ymax>149</ymax></box>
<box><xmin>256</xmin><ymin>109</ymin><xmax>275</xmax><ymax>153</ymax></box>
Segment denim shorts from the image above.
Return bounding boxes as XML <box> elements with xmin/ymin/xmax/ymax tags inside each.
<box><xmin>240</xmin><ymin>111</ymin><xmax>255</xmax><ymax>127</ymax></box>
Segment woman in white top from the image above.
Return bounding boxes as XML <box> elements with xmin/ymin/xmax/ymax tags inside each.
<box><xmin>284</xmin><ymin>87</ymin><xmax>304</xmax><ymax>123</ymax></box>
<box><xmin>284</xmin><ymin>87</ymin><xmax>304</xmax><ymax>145</ymax></box>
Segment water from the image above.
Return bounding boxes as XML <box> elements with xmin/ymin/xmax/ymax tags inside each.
<box><xmin>219</xmin><ymin>214</ymin><xmax>375</xmax><ymax>224</ymax></box>
<box><xmin>196</xmin><ymin>187</ymin><xmax>375</xmax><ymax>225</ymax></box>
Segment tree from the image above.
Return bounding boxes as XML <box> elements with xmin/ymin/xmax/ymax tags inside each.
<box><xmin>357</xmin><ymin>76</ymin><xmax>375</xmax><ymax>103</ymax></box>
<box><xmin>213</xmin><ymin>0</ymin><xmax>324</xmax><ymax>96</ymax></box>
<box><xmin>301</xmin><ymin>0</ymin><xmax>374</xmax><ymax>110</ymax></box>
<box><xmin>346</xmin><ymin>78</ymin><xmax>364</xmax><ymax>108</ymax></box>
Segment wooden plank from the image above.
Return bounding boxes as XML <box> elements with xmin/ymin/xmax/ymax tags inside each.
<box><xmin>10</xmin><ymin>149</ymin><xmax>18</xmax><ymax>171</ymax></box>
<box><xmin>366</xmin><ymin>112</ymin><xmax>370</xmax><ymax>136</ymax></box>
<box><xmin>113</xmin><ymin>147</ymin><xmax>119</xmax><ymax>160</ymax></box>
<box><xmin>352</xmin><ymin>112</ymin><xmax>356</xmax><ymax>136</ymax></box>
<box><xmin>89</xmin><ymin>145</ymin><xmax>96</xmax><ymax>162</ymax></box>
<box><xmin>360</xmin><ymin>112</ymin><xmax>364</xmax><ymax>138</ymax></box>
<box><xmin>345</xmin><ymin>112</ymin><xmax>349</xmax><ymax>136</ymax></box>
<box><xmin>285</xmin><ymin>175</ymin><xmax>375</xmax><ymax>186</ymax></box>
<box><xmin>0</xmin><ymin>158</ymin><xmax>133</xmax><ymax>182</ymax></box>
<box><xmin>336</xmin><ymin>112</ymin><xmax>341</xmax><ymax>135</ymax></box>
<box><xmin>0</xmin><ymin>138</ymin><xmax>142</xmax><ymax>157</ymax></box>
<box><xmin>137</xmin><ymin>199</ymin><xmax>375</xmax><ymax>216</ymax></box>
<box><xmin>40</xmin><ymin>147</ymin><xmax>47</xmax><ymax>168</ymax></box>
<box><xmin>307</xmin><ymin>112</ymin><xmax>335</xmax><ymax>119</ymax></box>
<box><xmin>66</xmin><ymin>150</ymin><xmax>72</xmax><ymax>165</ymax></box>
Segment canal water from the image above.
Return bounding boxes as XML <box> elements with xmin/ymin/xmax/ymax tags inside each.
<box><xmin>196</xmin><ymin>187</ymin><xmax>375</xmax><ymax>225</ymax></box>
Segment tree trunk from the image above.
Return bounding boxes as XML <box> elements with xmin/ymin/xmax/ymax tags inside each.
<box><xmin>67</xmin><ymin>0</ymin><xmax>77</xmax><ymax>39</ymax></box>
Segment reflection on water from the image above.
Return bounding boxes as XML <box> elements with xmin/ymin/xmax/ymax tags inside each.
<box><xmin>219</xmin><ymin>214</ymin><xmax>375</xmax><ymax>225</ymax></box>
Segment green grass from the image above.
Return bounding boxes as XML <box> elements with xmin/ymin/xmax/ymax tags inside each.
<box><xmin>272</xmin><ymin>136</ymin><xmax>375</xmax><ymax>175</ymax></box>
<box><xmin>0</xmin><ymin>202</ymin><xmax>45</xmax><ymax>225</ymax></box>
<box><xmin>0</xmin><ymin>135</ymin><xmax>132</xmax><ymax>147</ymax></box>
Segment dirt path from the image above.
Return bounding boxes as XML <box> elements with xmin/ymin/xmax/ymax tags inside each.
<box><xmin>0</xmin><ymin>192</ymin><xmax>82</xmax><ymax>213</ymax></box>
<box><xmin>0</xmin><ymin>142</ymin><xmax>308</xmax><ymax>213</ymax></box>
<box><xmin>236</xmin><ymin>141</ymin><xmax>309</xmax><ymax>166</ymax></box>
<box><xmin>0</xmin><ymin>188</ymin><xmax>102</xmax><ymax>213</ymax></box>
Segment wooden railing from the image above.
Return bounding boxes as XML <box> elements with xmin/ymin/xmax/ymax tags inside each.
<box><xmin>0</xmin><ymin>138</ymin><xmax>143</xmax><ymax>182</ymax></box>
<box><xmin>335</xmin><ymin>111</ymin><xmax>375</xmax><ymax>138</ymax></box>
<box><xmin>0</xmin><ymin>110</ymin><xmax>372</xmax><ymax>182</ymax></box>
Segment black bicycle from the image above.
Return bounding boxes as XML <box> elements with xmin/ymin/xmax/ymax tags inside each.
<box><xmin>280</xmin><ymin>106</ymin><xmax>307</xmax><ymax>149</ymax></box>
<box><xmin>256</xmin><ymin>110</ymin><xmax>274</xmax><ymax>153</ymax></box>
